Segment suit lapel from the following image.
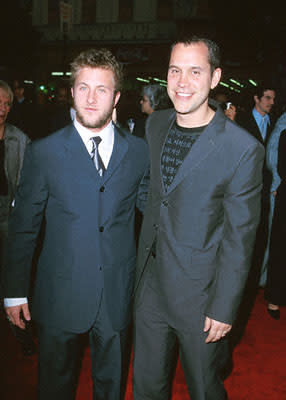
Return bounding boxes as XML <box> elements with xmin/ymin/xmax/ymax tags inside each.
<box><xmin>63</xmin><ymin>124</ymin><xmax>101</xmax><ymax>183</ymax></box>
<box><xmin>103</xmin><ymin>125</ymin><xmax>128</xmax><ymax>184</ymax></box>
<box><xmin>250</xmin><ymin>115</ymin><xmax>264</xmax><ymax>144</ymax></box>
<box><xmin>251</xmin><ymin>114</ymin><xmax>273</xmax><ymax>147</ymax></box>
<box><xmin>63</xmin><ymin>124</ymin><xmax>129</xmax><ymax>185</ymax></box>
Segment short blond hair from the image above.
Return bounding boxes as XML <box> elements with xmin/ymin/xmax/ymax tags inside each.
<box><xmin>70</xmin><ymin>48</ymin><xmax>123</xmax><ymax>91</ymax></box>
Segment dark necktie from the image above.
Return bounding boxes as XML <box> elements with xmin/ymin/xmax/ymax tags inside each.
<box><xmin>90</xmin><ymin>136</ymin><xmax>106</xmax><ymax>176</ymax></box>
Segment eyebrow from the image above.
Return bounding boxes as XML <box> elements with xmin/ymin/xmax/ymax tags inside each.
<box><xmin>77</xmin><ymin>82</ymin><xmax>110</xmax><ymax>89</ymax></box>
<box><xmin>168</xmin><ymin>65</ymin><xmax>203</xmax><ymax>71</ymax></box>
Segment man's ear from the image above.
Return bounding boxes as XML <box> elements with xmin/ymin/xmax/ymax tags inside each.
<box><xmin>71</xmin><ymin>87</ymin><xmax>74</xmax><ymax>99</ymax></box>
<box><xmin>211</xmin><ymin>68</ymin><xmax>222</xmax><ymax>90</ymax></box>
<box><xmin>114</xmin><ymin>91</ymin><xmax>121</xmax><ymax>107</ymax></box>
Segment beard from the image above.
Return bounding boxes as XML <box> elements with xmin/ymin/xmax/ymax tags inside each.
<box><xmin>75</xmin><ymin>104</ymin><xmax>114</xmax><ymax>131</ymax></box>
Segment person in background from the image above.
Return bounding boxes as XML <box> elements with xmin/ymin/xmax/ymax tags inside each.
<box><xmin>7</xmin><ymin>79</ymin><xmax>33</xmax><ymax>138</ymax></box>
<box><xmin>222</xmin><ymin>101</ymin><xmax>237</xmax><ymax>121</ymax></box>
<box><xmin>0</xmin><ymin>80</ymin><xmax>34</xmax><ymax>355</ymax></box>
<box><xmin>266</xmin><ymin>108</ymin><xmax>286</xmax><ymax>199</ymax></box>
<box><xmin>30</xmin><ymin>89</ymin><xmax>50</xmax><ymax>139</ymax></box>
<box><xmin>132</xmin><ymin>84</ymin><xmax>172</xmax><ymax>138</ymax></box>
<box><xmin>0</xmin><ymin>80</ymin><xmax>29</xmax><ymax>283</ymax></box>
<box><xmin>264</xmin><ymin>109</ymin><xmax>286</xmax><ymax>319</ymax></box>
<box><xmin>47</xmin><ymin>84</ymin><xmax>73</xmax><ymax>133</ymax></box>
<box><xmin>3</xmin><ymin>48</ymin><xmax>149</xmax><ymax>400</ymax></box>
<box><xmin>236</xmin><ymin>84</ymin><xmax>276</xmax><ymax>288</ymax></box>
<box><xmin>213</xmin><ymin>89</ymin><xmax>228</xmax><ymax>104</ymax></box>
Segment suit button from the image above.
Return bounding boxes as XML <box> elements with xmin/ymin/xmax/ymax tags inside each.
<box><xmin>162</xmin><ymin>200</ymin><xmax>168</xmax><ymax>206</ymax></box>
<box><xmin>99</xmin><ymin>226</ymin><xmax>104</xmax><ymax>232</ymax></box>
<box><xmin>99</xmin><ymin>266</ymin><xmax>102</xmax><ymax>271</ymax></box>
<box><xmin>145</xmin><ymin>247</ymin><xmax>150</xmax><ymax>252</ymax></box>
<box><xmin>153</xmin><ymin>224</ymin><xmax>159</xmax><ymax>230</ymax></box>
<box><xmin>100</xmin><ymin>186</ymin><xmax>105</xmax><ymax>192</ymax></box>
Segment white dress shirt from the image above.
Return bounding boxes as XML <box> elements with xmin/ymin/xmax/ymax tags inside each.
<box><xmin>74</xmin><ymin>117</ymin><xmax>114</xmax><ymax>169</ymax></box>
<box><xmin>4</xmin><ymin>118</ymin><xmax>115</xmax><ymax>308</ymax></box>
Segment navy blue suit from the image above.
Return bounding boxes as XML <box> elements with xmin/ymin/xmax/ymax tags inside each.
<box><xmin>3</xmin><ymin>123</ymin><xmax>149</xmax><ymax>399</ymax></box>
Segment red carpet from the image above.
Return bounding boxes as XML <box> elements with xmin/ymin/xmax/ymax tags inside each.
<box><xmin>1</xmin><ymin>290</ymin><xmax>286</xmax><ymax>399</ymax></box>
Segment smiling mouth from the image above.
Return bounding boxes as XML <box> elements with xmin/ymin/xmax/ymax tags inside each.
<box><xmin>176</xmin><ymin>92</ymin><xmax>192</xmax><ymax>98</ymax></box>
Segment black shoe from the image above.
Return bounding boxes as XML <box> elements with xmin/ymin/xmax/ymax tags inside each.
<box><xmin>267</xmin><ymin>308</ymin><xmax>280</xmax><ymax>320</ymax></box>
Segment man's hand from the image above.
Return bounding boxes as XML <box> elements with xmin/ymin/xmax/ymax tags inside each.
<box><xmin>224</xmin><ymin>104</ymin><xmax>237</xmax><ymax>121</ymax></box>
<box><xmin>204</xmin><ymin>316</ymin><xmax>232</xmax><ymax>343</ymax></box>
<box><xmin>5</xmin><ymin>303</ymin><xmax>31</xmax><ymax>330</ymax></box>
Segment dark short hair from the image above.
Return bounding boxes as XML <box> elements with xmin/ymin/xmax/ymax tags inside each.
<box><xmin>253</xmin><ymin>83</ymin><xmax>276</xmax><ymax>100</ymax></box>
<box><xmin>142</xmin><ymin>84</ymin><xmax>172</xmax><ymax>111</ymax></box>
<box><xmin>171</xmin><ymin>36</ymin><xmax>221</xmax><ymax>74</ymax></box>
<box><xmin>13</xmin><ymin>79</ymin><xmax>25</xmax><ymax>90</ymax></box>
<box><xmin>70</xmin><ymin>48</ymin><xmax>123</xmax><ymax>91</ymax></box>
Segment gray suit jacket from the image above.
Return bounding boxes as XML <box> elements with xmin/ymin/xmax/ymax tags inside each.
<box><xmin>135</xmin><ymin>106</ymin><xmax>264</xmax><ymax>327</ymax></box>
<box><xmin>3</xmin><ymin>123</ymin><xmax>149</xmax><ymax>332</ymax></box>
<box><xmin>0</xmin><ymin>123</ymin><xmax>29</xmax><ymax>221</ymax></box>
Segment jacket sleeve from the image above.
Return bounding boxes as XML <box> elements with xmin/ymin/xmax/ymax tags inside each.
<box><xmin>3</xmin><ymin>143</ymin><xmax>48</xmax><ymax>297</ymax></box>
<box><xmin>266</xmin><ymin>127</ymin><xmax>284</xmax><ymax>192</ymax></box>
<box><xmin>277</xmin><ymin>131</ymin><xmax>286</xmax><ymax>181</ymax></box>
<box><xmin>205</xmin><ymin>141</ymin><xmax>265</xmax><ymax>324</ymax></box>
<box><xmin>136</xmin><ymin>166</ymin><xmax>150</xmax><ymax>214</ymax></box>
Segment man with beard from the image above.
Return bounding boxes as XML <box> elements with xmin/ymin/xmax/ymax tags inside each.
<box><xmin>3</xmin><ymin>48</ymin><xmax>149</xmax><ymax>400</ymax></box>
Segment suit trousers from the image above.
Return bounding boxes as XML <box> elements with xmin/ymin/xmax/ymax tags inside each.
<box><xmin>37</xmin><ymin>291</ymin><xmax>131</xmax><ymax>400</ymax></box>
<box><xmin>133</xmin><ymin>258</ymin><xmax>228</xmax><ymax>400</ymax></box>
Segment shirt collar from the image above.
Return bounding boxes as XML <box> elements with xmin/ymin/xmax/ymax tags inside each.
<box><xmin>252</xmin><ymin>107</ymin><xmax>270</xmax><ymax>125</ymax></box>
<box><xmin>73</xmin><ymin>117</ymin><xmax>114</xmax><ymax>149</ymax></box>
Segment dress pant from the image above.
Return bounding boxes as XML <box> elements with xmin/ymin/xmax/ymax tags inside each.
<box><xmin>133</xmin><ymin>258</ymin><xmax>228</xmax><ymax>400</ymax></box>
<box><xmin>37</xmin><ymin>292</ymin><xmax>130</xmax><ymax>400</ymax></box>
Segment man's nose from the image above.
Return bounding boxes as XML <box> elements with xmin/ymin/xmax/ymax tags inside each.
<box><xmin>178</xmin><ymin>72</ymin><xmax>189</xmax><ymax>86</ymax></box>
<box><xmin>87</xmin><ymin>89</ymin><xmax>97</xmax><ymax>103</ymax></box>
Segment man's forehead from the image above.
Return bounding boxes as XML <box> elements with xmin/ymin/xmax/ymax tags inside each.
<box><xmin>0</xmin><ymin>89</ymin><xmax>10</xmax><ymax>99</ymax></box>
<box><xmin>170</xmin><ymin>42</ymin><xmax>209</xmax><ymax>64</ymax></box>
<box><xmin>75</xmin><ymin>66</ymin><xmax>115</xmax><ymax>81</ymax></box>
<box><xmin>263</xmin><ymin>90</ymin><xmax>275</xmax><ymax>98</ymax></box>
